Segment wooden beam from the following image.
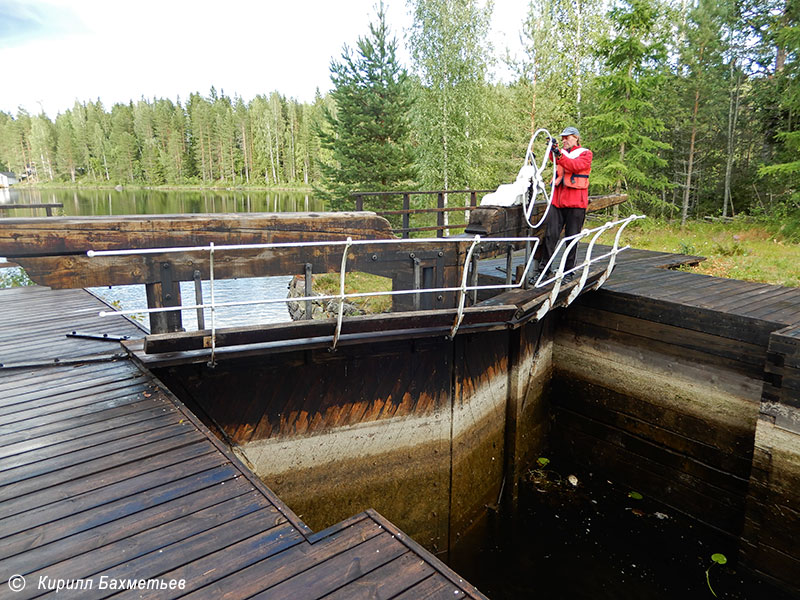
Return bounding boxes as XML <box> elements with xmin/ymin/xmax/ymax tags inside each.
<box><xmin>143</xmin><ymin>305</ymin><xmax>518</xmax><ymax>354</ymax></box>
<box><xmin>0</xmin><ymin>212</ymin><xmax>395</xmax><ymax>258</ymax></box>
<box><xmin>465</xmin><ymin>194</ymin><xmax>628</xmax><ymax>239</ymax></box>
<box><xmin>13</xmin><ymin>240</ymin><xmax>470</xmax><ymax>289</ymax></box>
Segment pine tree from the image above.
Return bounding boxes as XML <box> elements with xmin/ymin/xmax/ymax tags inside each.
<box><xmin>585</xmin><ymin>0</ymin><xmax>671</xmax><ymax>212</ymax></box>
<box><xmin>317</xmin><ymin>1</ymin><xmax>414</xmax><ymax>209</ymax></box>
<box><xmin>758</xmin><ymin>0</ymin><xmax>800</xmax><ymax>210</ymax></box>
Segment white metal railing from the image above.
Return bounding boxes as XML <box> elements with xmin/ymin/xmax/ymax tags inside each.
<box><xmin>531</xmin><ymin>214</ymin><xmax>645</xmax><ymax>320</ymax></box>
<box><xmin>88</xmin><ymin>215</ymin><xmax>642</xmax><ymax>363</ymax></box>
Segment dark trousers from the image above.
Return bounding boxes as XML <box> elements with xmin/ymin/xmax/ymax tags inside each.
<box><xmin>541</xmin><ymin>207</ymin><xmax>586</xmax><ymax>272</ymax></box>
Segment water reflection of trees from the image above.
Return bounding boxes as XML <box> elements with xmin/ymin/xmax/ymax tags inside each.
<box><xmin>1</xmin><ymin>189</ymin><xmax>324</xmax><ymax>217</ymax></box>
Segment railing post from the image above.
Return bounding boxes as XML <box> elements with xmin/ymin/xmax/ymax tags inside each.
<box><xmin>403</xmin><ymin>193</ymin><xmax>410</xmax><ymax>239</ymax></box>
<box><xmin>355</xmin><ymin>194</ymin><xmax>363</xmax><ymax>211</ymax></box>
<box><xmin>437</xmin><ymin>192</ymin><xmax>444</xmax><ymax>238</ymax></box>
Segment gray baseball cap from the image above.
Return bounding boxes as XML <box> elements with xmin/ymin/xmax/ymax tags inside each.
<box><xmin>560</xmin><ymin>126</ymin><xmax>580</xmax><ymax>137</ymax></box>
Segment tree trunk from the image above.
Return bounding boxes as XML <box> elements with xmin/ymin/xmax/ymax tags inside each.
<box><xmin>682</xmin><ymin>87</ymin><xmax>701</xmax><ymax>227</ymax></box>
<box><xmin>442</xmin><ymin>88</ymin><xmax>449</xmax><ymax>232</ymax></box>
<box><xmin>241</xmin><ymin>123</ymin><xmax>250</xmax><ymax>184</ymax></box>
<box><xmin>723</xmin><ymin>66</ymin><xmax>742</xmax><ymax>218</ymax></box>
<box><xmin>575</xmin><ymin>0</ymin><xmax>583</xmax><ymax>120</ymax></box>
<box><xmin>198</xmin><ymin>122</ymin><xmax>207</xmax><ymax>182</ymax></box>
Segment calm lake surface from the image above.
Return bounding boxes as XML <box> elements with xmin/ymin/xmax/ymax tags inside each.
<box><xmin>0</xmin><ymin>186</ymin><xmax>324</xmax><ymax>217</ymax></box>
<box><xmin>0</xmin><ymin>187</ymin><xmax>326</xmax><ymax>330</ymax></box>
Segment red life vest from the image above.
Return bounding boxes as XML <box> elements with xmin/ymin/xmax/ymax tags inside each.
<box><xmin>554</xmin><ymin>147</ymin><xmax>591</xmax><ymax>189</ymax></box>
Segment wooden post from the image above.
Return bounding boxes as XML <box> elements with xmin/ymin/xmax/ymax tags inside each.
<box><xmin>505</xmin><ymin>245</ymin><xmax>514</xmax><ymax>286</ymax></box>
<box><xmin>193</xmin><ymin>270</ymin><xmax>205</xmax><ymax>330</ymax></box>
<box><xmin>437</xmin><ymin>192</ymin><xmax>444</xmax><ymax>238</ymax></box>
<box><xmin>402</xmin><ymin>193</ymin><xmax>411</xmax><ymax>239</ymax></box>
<box><xmin>467</xmin><ymin>190</ymin><xmax>477</xmax><ymax>225</ymax></box>
<box><xmin>145</xmin><ymin>262</ymin><xmax>184</xmax><ymax>334</ymax></box>
<box><xmin>413</xmin><ymin>257</ymin><xmax>422</xmax><ymax>310</ymax></box>
<box><xmin>145</xmin><ymin>283</ymin><xmax>169</xmax><ymax>334</ymax></box>
<box><xmin>304</xmin><ymin>263</ymin><xmax>313</xmax><ymax>320</ymax></box>
<box><xmin>355</xmin><ymin>195</ymin><xmax>364</xmax><ymax>211</ymax></box>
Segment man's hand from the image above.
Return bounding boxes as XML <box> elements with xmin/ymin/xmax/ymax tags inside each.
<box><xmin>551</xmin><ymin>139</ymin><xmax>562</xmax><ymax>158</ymax></box>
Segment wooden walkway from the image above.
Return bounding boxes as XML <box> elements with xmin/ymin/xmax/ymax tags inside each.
<box><xmin>0</xmin><ymin>287</ymin><xmax>486</xmax><ymax>599</ymax></box>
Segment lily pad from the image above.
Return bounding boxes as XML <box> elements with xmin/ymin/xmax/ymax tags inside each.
<box><xmin>628</xmin><ymin>491</ymin><xmax>643</xmax><ymax>500</ymax></box>
<box><xmin>537</xmin><ymin>457</ymin><xmax>550</xmax><ymax>467</ymax></box>
<box><xmin>711</xmin><ymin>553</ymin><xmax>727</xmax><ymax>565</ymax></box>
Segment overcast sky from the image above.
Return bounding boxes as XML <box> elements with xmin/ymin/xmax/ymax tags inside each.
<box><xmin>0</xmin><ymin>0</ymin><xmax>529</xmax><ymax>118</ymax></box>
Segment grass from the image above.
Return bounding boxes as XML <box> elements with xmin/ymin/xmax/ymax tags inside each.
<box><xmin>311</xmin><ymin>272</ymin><xmax>393</xmax><ymax>314</ymax></box>
<box><xmin>594</xmin><ymin>216</ymin><xmax>800</xmax><ymax>288</ymax></box>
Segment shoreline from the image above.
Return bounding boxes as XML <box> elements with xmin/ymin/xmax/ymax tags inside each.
<box><xmin>11</xmin><ymin>183</ymin><xmax>315</xmax><ymax>193</ymax></box>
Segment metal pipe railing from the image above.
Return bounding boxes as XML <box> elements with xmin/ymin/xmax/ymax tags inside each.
<box><xmin>89</xmin><ymin>215</ymin><xmax>643</xmax><ymax>362</ymax></box>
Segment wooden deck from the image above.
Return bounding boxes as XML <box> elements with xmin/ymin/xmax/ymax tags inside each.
<box><xmin>3</xmin><ymin>241</ymin><xmax>799</xmax><ymax>598</ymax></box>
<box><xmin>0</xmin><ymin>287</ymin><xmax>487</xmax><ymax>599</ymax></box>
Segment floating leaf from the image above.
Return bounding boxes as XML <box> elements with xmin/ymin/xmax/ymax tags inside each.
<box><xmin>628</xmin><ymin>491</ymin><xmax>643</xmax><ymax>500</ymax></box>
<box><xmin>711</xmin><ymin>553</ymin><xmax>727</xmax><ymax>565</ymax></box>
<box><xmin>537</xmin><ymin>457</ymin><xmax>550</xmax><ymax>467</ymax></box>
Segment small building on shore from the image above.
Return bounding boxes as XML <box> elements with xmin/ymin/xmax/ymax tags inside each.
<box><xmin>0</xmin><ymin>172</ymin><xmax>17</xmax><ymax>188</ymax></box>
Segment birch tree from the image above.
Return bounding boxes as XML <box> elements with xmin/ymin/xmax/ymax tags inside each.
<box><xmin>407</xmin><ymin>0</ymin><xmax>492</xmax><ymax>225</ymax></box>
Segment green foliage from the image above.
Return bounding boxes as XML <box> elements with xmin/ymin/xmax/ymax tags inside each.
<box><xmin>316</xmin><ymin>1</ymin><xmax>414</xmax><ymax>209</ymax></box>
<box><xmin>407</xmin><ymin>0</ymin><xmax>492</xmax><ymax>193</ymax></box>
<box><xmin>586</xmin><ymin>0</ymin><xmax>671</xmax><ymax>208</ymax></box>
<box><xmin>0</xmin><ymin>0</ymin><xmax>795</xmax><ymax>228</ymax></box>
<box><xmin>0</xmin><ymin>268</ymin><xmax>33</xmax><ymax>288</ymax></box>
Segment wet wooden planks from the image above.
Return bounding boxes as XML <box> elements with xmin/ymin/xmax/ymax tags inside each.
<box><xmin>0</xmin><ymin>286</ymin><xmax>487</xmax><ymax>599</ymax></box>
<box><xmin>0</xmin><ymin>286</ymin><xmax>144</xmax><ymax>367</ymax></box>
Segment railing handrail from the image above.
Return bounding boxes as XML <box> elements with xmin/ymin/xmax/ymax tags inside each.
<box><xmin>352</xmin><ymin>189</ymin><xmax>493</xmax><ymax>197</ymax></box>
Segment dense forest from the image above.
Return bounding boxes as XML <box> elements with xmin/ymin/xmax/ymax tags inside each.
<box><xmin>0</xmin><ymin>0</ymin><xmax>797</xmax><ymax>224</ymax></box>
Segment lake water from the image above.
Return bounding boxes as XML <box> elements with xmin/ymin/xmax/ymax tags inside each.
<box><xmin>0</xmin><ymin>187</ymin><xmax>323</xmax><ymax>330</ymax></box>
<box><xmin>0</xmin><ymin>186</ymin><xmax>323</xmax><ymax>217</ymax></box>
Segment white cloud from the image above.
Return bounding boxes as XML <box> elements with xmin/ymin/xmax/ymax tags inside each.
<box><xmin>1</xmin><ymin>0</ymin><xmax>528</xmax><ymax>118</ymax></box>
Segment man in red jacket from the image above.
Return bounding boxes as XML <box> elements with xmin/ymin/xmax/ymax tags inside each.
<box><xmin>539</xmin><ymin>126</ymin><xmax>593</xmax><ymax>282</ymax></box>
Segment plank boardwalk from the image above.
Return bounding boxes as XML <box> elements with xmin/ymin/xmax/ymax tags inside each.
<box><xmin>481</xmin><ymin>242</ymin><xmax>798</xmax><ymax>329</ymax></box>
<box><xmin>0</xmin><ymin>287</ymin><xmax>486</xmax><ymax>599</ymax></box>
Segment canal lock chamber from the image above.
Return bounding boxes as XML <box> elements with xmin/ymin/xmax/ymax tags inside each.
<box><xmin>149</xmin><ymin>288</ymin><xmax>800</xmax><ymax>598</ymax></box>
